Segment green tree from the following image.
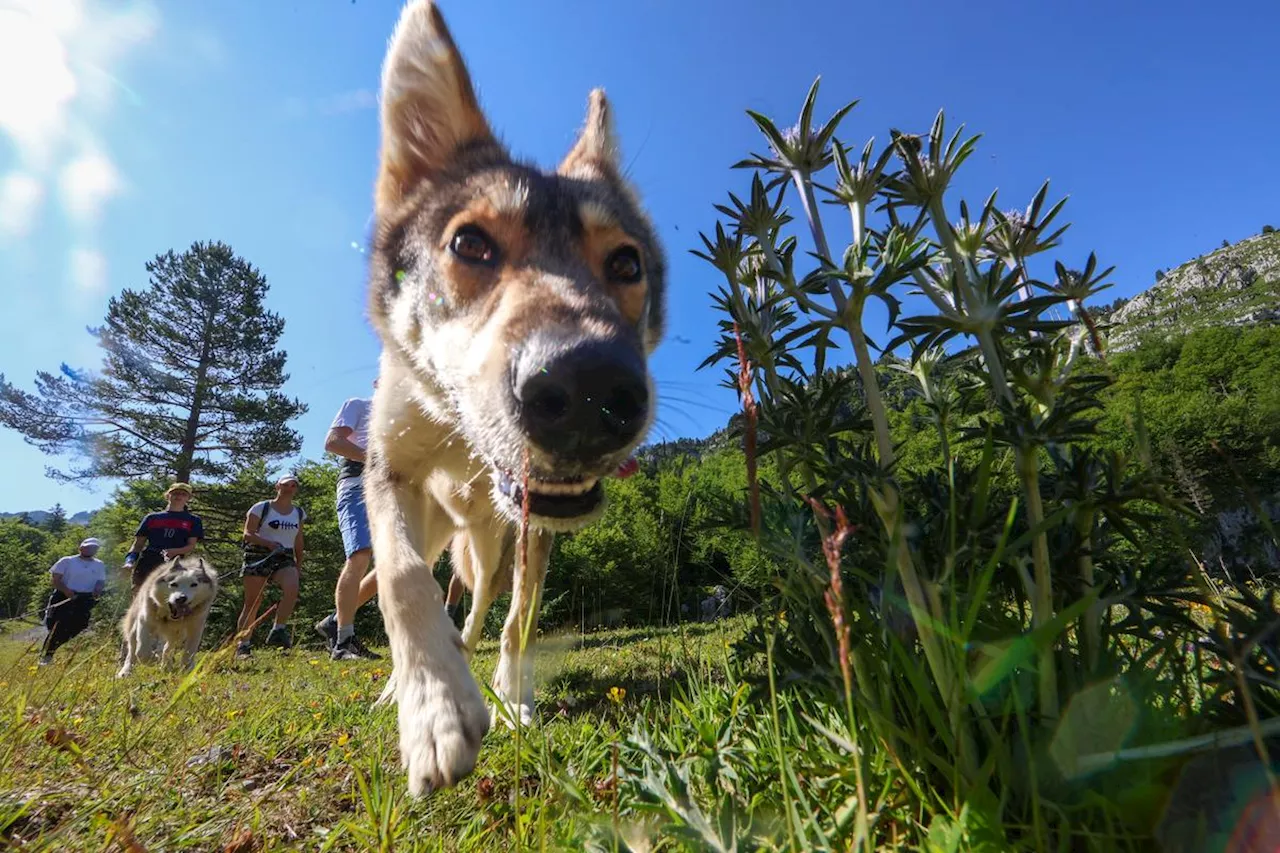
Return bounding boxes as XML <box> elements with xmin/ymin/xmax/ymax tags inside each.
<box><xmin>0</xmin><ymin>518</ymin><xmax>50</xmax><ymax>619</ymax></box>
<box><xmin>0</xmin><ymin>241</ymin><xmax>307</xmax><ymax>484</ymax></box>
<box><xmin>44</xmin><ymin>503</ymin><xmax>67</xmax><ymax>536</ymax></box>
<box><xmin>1101</xmin><ymin>325</ymin><xmax>1280</xmax><ymax>504</ymax></box>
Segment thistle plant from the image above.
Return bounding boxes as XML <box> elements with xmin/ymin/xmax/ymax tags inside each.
<box><xmin>691</xmin><ymin>79</ymin><xmax>1229</xmax><ymax>848</ymax></box>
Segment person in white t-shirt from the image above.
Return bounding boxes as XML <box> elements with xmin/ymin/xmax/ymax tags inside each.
<box><xmin>234</xmin><ymin>475</ymin><xmax>307</xmax><ymax>656</ymax></box>
<box><xmin>313</xmin><ymin>384</ymin><xmax>468</xmax><ymax>660</ymax></box>
<box><xmin>39</xmin><ymin>538</ymin><xmax>107</xmax><ymax>665</ymax></box>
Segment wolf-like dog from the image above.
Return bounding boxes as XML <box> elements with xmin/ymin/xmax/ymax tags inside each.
<box><xmin>117</xmin><ymin>556</ymin><xmax>219</xmax><ymax>678</ymax></box>
<box><xmin>364</xmin><ymin>0</ymin><xmax>666</xmax><ymax>795</ymax></box>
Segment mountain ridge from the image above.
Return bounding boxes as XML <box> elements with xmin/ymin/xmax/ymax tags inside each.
<box><xmin>1104</xmin><ymin>229</ymin><xmax>1280</xmax><ymax>351</ymax></box>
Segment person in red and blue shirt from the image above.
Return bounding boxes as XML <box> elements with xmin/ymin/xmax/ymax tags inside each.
<box><xmin>123</xmin><ymin>482</ymin><xmax>204</xmax><ymax>594</ymax></box>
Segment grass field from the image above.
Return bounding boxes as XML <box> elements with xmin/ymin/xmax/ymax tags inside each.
<box><xmin>0</xmin><ymin>617</ymin><xmax>755</xmax><ymax>851</ymax></box>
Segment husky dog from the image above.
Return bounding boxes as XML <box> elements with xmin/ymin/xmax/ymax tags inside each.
<box><xmin>117</xmin><ymin>556</ymin><xmax>219</xmax><ymax>677</ymax></box>
<box><xmin>364</xmin><ymin>0</ymin><xmax>666</xmax><ymax>795</ymax></box>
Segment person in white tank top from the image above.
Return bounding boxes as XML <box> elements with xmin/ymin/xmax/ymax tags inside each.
<box><xmin>234</xmin><ymin>475</ymin><xmax>307</xmax><ymax>656</ymax></box>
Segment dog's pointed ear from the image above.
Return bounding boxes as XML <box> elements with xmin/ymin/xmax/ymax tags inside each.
<box><xmin>558</xmin><ymin>89</ymin><xmax>620</xmax><ymax>180</ymax></box>
<box><xmin>376</xmin><ymin>0</ymin><xmax>495</xmax><ymax>210</ymax></box>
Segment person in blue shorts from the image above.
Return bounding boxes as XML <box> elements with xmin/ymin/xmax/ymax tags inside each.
<box><xmin>312</xmin><ymin>387</ymin><xmax>467</xmax><ymax>660</ymax></box>
<box><xmin>313</xmin><ymin>391</ymin><xmax>383</xmax><ymax>660</ymax></box>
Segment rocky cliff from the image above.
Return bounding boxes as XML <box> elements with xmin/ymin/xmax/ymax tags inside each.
<box><xmin>1106</xmin><ymin>230</ymin><xmax>1280</xmax><ymax>351</ymax></box>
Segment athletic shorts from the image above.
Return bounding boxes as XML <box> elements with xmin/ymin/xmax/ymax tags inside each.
<box><xmin>130</xmin><ymin>550</ymin><xmax>166</xmax><ymax>593</ymax></box>
<box><xmin>242</xmin><ymin>548</ymin><xmax>297</xmax><ymax>579</ymax></box>
<box><xmin>336</xmin><ymin>475</ymin><xmax>372</xmax><ymax>558</ymax></box>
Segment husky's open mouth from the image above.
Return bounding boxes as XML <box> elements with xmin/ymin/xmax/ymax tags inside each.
<box><xmin>169</xmin><ymin>601</ymin><xmax>192</xmax><ymax>620</ymax></box>
<box><xmin>496</xmin><ymin>458</ymin><xmax>639</xmax><ymax>521</ymax></box>
<box><xmin>496</xmin><ymin>470</ymin><xmax>604</xmax><ymax>519</ymax></box>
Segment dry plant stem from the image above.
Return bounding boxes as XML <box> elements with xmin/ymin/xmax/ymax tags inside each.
<box><xmin>733</xmin><ymin>322</ymin><xmax>762</xmax><ymax>539</ymax></box>
<box><xmin>1018</xmin><ymin>448</ymin><xmax>1059</xmax><ymax>720</ymax></box>
<box><xmin>808</xmin><ymin>498</ymin><xmax>871</xmax><ymax>851</ymax></box>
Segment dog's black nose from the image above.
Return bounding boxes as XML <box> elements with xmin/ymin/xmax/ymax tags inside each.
<box><xmin>517</xmin><ymin>340</ymin><xmax>649</xmax><ymax>461</ymax></box>
<box><xmin>173</xmin><ymin>593</ymin><xmax>188</xmax><ymax>604</ymax></box>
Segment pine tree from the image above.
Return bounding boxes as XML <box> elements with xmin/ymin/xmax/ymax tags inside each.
<box><xmin>45</xmin><ymin>503</ymin><xmax>67</xmax><ymax>536</ymax></box>
<box><xmin>0</xmin><ymin>241</ymin><xmax>307</xmax><ymax>484</ymax></box>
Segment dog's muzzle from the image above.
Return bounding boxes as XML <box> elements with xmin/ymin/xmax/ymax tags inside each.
<box><xmin>168</xmin><ymin>596</ymin><xmax>192</xmax><ymax>619</ymax></box>
<box><xmin>501</xmin><ymin>339</ymin><xmax>648</xmax><ymax>522</ymax></box>
<box><xmin>515</xmin><ymin>339</ymin><xmax>649</xmax><ymax>465</ymax></box>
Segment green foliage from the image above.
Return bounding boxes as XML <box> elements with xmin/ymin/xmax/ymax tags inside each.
<box><xmin>0</xmin><ymin>241</ymin><xmax>307</xmax><ymax>484</ymax></box>
<box><xmin>0</xmin><ymin>517</ymin><xmax>96</xmax><ymax>620</ymax></box>
<box><xmin>0</xmin><ymin>614</ymin><xmax>753</xmax><ymax>850</ymax></box>
<box><xmin>1100</xmin><ymin>325</ymin><xmax>1280</xmax><ymax>509</ymax></box>
<box><xmin>683</xmin><ymin>78</ymin><xmax>1269</xmax><ymax>849</ymax></box>
<box><xmin>44</xmin><ymin>504</ymin><xmax>67</xmax><ymax>536</ymax></box>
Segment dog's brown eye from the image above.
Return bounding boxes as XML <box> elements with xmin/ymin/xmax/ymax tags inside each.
<box><xmin>450</xmin><ymin>225</ymin><xmax>497</xmax><ymax>266</ymax></box>
<box><xmin>605</xmin><ymin>246</ymin><xmax>643</xmax><ymax>284</ymax></box>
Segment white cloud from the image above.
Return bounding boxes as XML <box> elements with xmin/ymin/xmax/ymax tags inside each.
<box><xmin>0</xmin><ymin>9</ymin><xmax>77</xmax><ymax>168</ymax></box>
<box><xmin>59</xmin><ymin>149</ymin><xmax>123</xmax><ymax>225</ymax></box>
<box><xmin>69</xmin><ymin>247</ymin><xmax>107</xmax><ymax>293</ymax></box>
<box><xmin>0</xmin><ymin>1</ymin><xmax>159</xmax><ymax>300</ymax></box>
<box><xmin>284</xmin><ymin>89</ymin><xmax>378</xmax><ymax>120</ymax></box>
<box><xmin>0</xmin><ymin>1</ymin><xmax>157</xmax><ymax>165</ymax></box>
<box><xmin>0</xmin><ymin>173</ymin><xmax>45</xmax><ymax>237</ymax></box>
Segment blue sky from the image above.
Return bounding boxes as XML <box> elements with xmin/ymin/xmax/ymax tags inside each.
<box><xmin>1</xmin><ymin>0</ymin><xmax>1276</xmax><ymax>515</ymax></box>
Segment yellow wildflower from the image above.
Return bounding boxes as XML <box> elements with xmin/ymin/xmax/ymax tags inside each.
<box><xmin>607</xmin><ymin>686</ymin><xmax>626</xmax><ymax>705</ymax></box>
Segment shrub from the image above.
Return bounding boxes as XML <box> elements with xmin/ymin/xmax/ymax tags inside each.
<box><xmin>674</xmin><ymin>79</ymin><xmax>1271</xmax><ymax>849</ymax></box>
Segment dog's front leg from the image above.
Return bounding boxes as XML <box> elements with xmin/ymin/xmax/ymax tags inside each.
<box><xmin>368</xmin><ymin>468</ymin><xmax>490</xmax><ymax>795</ymax></box>
<box><xmin>183</xmin><ymin>616</ymin><xmax>206</xmax><ymax>671</ymax></box>
<box><xmin>137</xmin><ymin>623</ymin><xmax>157</xmax><ymax>662</ymax></box>
<box><xmin>456</xmin><ymin>523</ymin><xmax>509</xmax><ymax>658</ymax></box>
<box><xmin>116</xmin><ymin>622</ymin><xmax>137</xmax><ymax>678</ymax></box>
<box><xmin>491</xmin><ymin>528</ymin><xmax>553</xmax><ymax>728</ymax></box>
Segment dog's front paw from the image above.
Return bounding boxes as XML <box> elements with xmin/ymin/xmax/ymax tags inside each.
<box><xmin>490</xmin><ymin>699</ymin><xmax>534</xmax><ymax>730</ymax></box>
<box><xmin>115</xmin><ymin>664</ymin><xmax>132</xmax><ymax>679</ymax></box>
<box><xmin>395</xmin><ymin>632</ymin><xmax>489</xmax><ymax>795</ymax></box>
<box><xmin>491</xmin><ymin>657</ymin><xmax>536</xmax><ymax>730</ymax></box>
